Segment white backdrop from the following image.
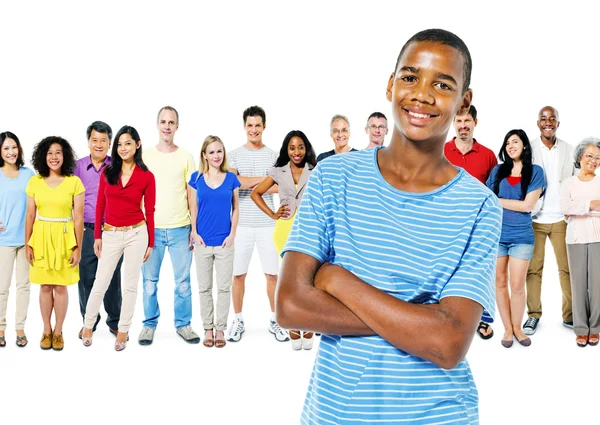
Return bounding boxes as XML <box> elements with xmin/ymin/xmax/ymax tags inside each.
<box><xmin>1</xmin><ymin>1</ymin><xmax>599</xmax><ymax>424</ymax></box>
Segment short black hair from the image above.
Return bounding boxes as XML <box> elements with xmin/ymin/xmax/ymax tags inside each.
<box><xmin>243</xmin><ymin>105</ymin><xmax>266</xmax><ymax>126</ymax></box>
<box><xmin>31</xmin><ymin>136</ymin><xmax>77</xmax><ymax>177</ymax></box>
<box><xmin>395</xmin><ymin>28</ymin><xmax>472</xmax><ymax>93</ymax></box>
<box><xmin>86</xmin><ymin>121</ymin><xmax>113</xmax><ymax>141</ymax></box>
<box><xmin>366</xmin><ymin>112</ymin><xmax>387</xmax><ymax>127</ymax></box>
<box><xmin>0</xmin><ymin>131</ymin><xmax>25</xmax><ymax>167</ymax></box>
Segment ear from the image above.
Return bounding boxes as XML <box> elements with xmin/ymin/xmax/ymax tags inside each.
<box><xmin>137</xmin><ymin>140</ymin><xmax>142</xmax><ymax>149</ymax></box>
<box><xmin>386</xmin><ymin>73</ymin><xmax>394</xmax><ymax>102</ymax></box>
<box><xmin>456</xmin><ymin>89</ymin><xmax>473</xmax><ymax>117</ymax></box>
<box><xmin>473</xmin><ymin>118</ymin><xmax>478</xmax><ymax>127</ymax></box>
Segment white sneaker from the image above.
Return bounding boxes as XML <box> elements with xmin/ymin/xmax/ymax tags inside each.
<box><xmin>302</xmin><ymin>332</ymin><xmax>314</xmax><ymax>350</ymax></box>
<box><xmin>269</xmin><ymin>320</ymin><xmax>289</xmax><ymax>342</ymax></box>
<box><xmin>226</xmin><ymin>319</ymin><xmax>245</xmax><ymax>342</ymax></box>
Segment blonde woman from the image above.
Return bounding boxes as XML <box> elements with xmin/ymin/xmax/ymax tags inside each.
<box><xmin>187</xmin><ymin>136</ymin><xmax>240</xmax><ymax>348</ymax></box>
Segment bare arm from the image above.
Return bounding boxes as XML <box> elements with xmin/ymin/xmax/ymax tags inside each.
<box><xmin>276</xmin><ymin>251</ymin><xmax>375</xmax><ymax>335</ymax></box>
<box><xmin>25</xmin><ymin>196</ymin><xmax>36</xmax><ymax>265</ymax></box>
<box><xmin>187</xmin><ymin>183</ymin><xmax>198</xmax><ymax>235</ymax></box>
<box><xmin>229</xmin><ymin>167</ymin><xmax>265</xmax><ymax>190</ymax></box>
<box><xmin>222</xmin><ymin>188</ymin><xmax>240</xmax><ymax>248</ymax></box>
<box><xmin>314</xmin><ymin>263</ymin><xmax>483</xmax><ymax>370</ymax></box>
<box><xmin>499</xmin><ymin>187</ymin><xmax>542</xmax><ymax>213</ymax></box>
<box><xmin>250</xmin><ymin>176</ymin><xmax>287</xmax><ymax>219</ymax></box>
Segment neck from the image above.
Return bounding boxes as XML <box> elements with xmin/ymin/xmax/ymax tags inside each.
<box><xmin>49</xmin><ymin>169</ymin><xmax>62</xmax><ymax>178</ymax></box>
<box><xmin>157</xmin><ymin>139</ymin><xmax>178</xmax><ymax>152</ymax></box>
<box><xmin>454</xmin><ymin>137</ymin><xmax>474</xmax><ymax>153</ymax></box>
<box><xmin>541</xmin><ymin>134</ymin><xmax>557</xmax><ymax>148</ymax></box>
<box><xmin>90</xmin><ymin>155</ymin><xmax>106</xmax><ymax>168</ymax></box>
<box><xmin>289</xmin><ymin>161</ymin><xmax>304</xmax><ymax>171</ymax></box>
<box><xmin>580</xmin><ymin>168</ymin><xmax>596</xmax><ymax>178</ymax></box>
<box><xmin>245</xmin><ymin>140</ymin><xmax>264</xmax><ymax>150</ymax></box>
<box><xmin>122</xmin><ymin>160</ymin><xmax>135</xmax><ymax>169</ymax></box>
<box><xmin>1</xmin><ymin>163</ymin><xmax>18</xmax><ymax>172</ymax></box>
<box><xmin>386</xmin><ymin>131</ymin><xmax>448</xmax><ymax>175</ymax></box>
<box><xmin>206</xmin><ymin>165</ymin><xmax>222</xmax><ymax>176</ymax></box>
<box><xmin>334</xmin><ymin>145</ymin><xmax>351</xmax><ymax>154</ymax></box>
<box><xmin>366</xmin><ymin>141</ymin><xmax>382</xmax><ymax>149</ymax></box>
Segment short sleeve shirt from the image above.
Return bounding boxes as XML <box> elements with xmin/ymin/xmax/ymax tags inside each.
<box><xmin>283</xmin><ymin>148</ymin><xmax>502</xmax><ymax>424</ymax></box>
<box><xmin>486</xmin><ymin>164</ymin><xmax>546</xmax><ymax>244</ymax></box>
<box><xmin>0</xmin><ymin>167</ymin><xmax>35</xmax><ymax>246</ymax></box>
<box><xmin>188</xmin><ymin>171</ymin><xmax>241</xmax><ymax>246</ymax></box>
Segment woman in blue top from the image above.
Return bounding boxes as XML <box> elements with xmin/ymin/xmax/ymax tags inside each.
<box><xmin>188</xmin><ymin>135</ymin><xmax>240</xmax><ymax>348</ymax></box>
<box><xmin>487</xmin><ymin>129</ymin><xmax>545</xmax><ymax>348</ymax></box>
<box><xmin>0</xmin><ymin>132</ymin><xmax>35</xmax><ymax>347</ymax></box>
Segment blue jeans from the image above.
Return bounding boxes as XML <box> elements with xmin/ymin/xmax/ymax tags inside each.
<box><xmin>142</xmin><ymin>225</ymin><xmax>193</xmax><ymax>329</ymax></box>
<box><xmin>497</xmin><ymin>242</ymin><xmax>534</xmax><ymax>261</ymax></box>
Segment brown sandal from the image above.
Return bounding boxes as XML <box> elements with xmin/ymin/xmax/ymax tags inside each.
<box><xmin>214</xmin><ymin>331</ymin><xmax>226</xmax><ymax>348</ymax></box>
<box><xmin>203</xmin><ymin>330</ymin><xmax>214</xmax><ymax>348</ymax></box>
<box><xmin>576</xmin><ymin>335</ymin><xmax>589</xmax><ymax>348</ymax></box>
<box><xmin>589</xmin><ymin>334</ymin><xmax>599</xmax><ymax>346</ymax></box>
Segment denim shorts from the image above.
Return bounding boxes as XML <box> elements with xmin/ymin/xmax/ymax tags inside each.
<box><xmin>497</xmin><ymin>242</ymin><xmax>534</xmax><ymax>260</ymax></box>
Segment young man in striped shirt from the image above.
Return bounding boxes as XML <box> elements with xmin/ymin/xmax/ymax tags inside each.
<box><xmin>277</xmin><ymin>29</ymin><xmax>501</xmax><ymax>424</ymax></box>
<box><xmin>226</xmin><ymin>106</ymin><xmax>288</xmax><ymax>343</ymax></box>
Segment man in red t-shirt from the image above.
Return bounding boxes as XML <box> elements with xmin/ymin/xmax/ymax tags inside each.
<box><xmin>444</xmin><ymin>105</ymin><xmax>498</xmax><ymax>340</ymax></box>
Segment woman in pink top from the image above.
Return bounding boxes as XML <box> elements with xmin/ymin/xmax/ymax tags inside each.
<box><xmin>560</xmin><ymin>137</ymin><xmax>600</xmax><ymax>347</ymax></box>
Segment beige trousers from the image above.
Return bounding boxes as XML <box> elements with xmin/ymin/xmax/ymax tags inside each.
<box><xmin>526</xmin><ymin>221</ymin><xmax>573</xmax><ymax>322</ymax></box>
<box><xmin>84</xmin><ymin>225</ymin><xmax>148</xmax><ymax>333</ymax></box>
<box><xmin>194</xmin><ymin>245</ymin><xmax>234</xmax><ymax>331</ymax></box>
<box><xmin>0</xmin><ymin>246</ymin><xmax>30</xmax><ymax>331</ymax></box>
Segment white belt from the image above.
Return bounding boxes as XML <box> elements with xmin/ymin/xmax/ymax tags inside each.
<box><xmin>37</xmin><ymin>215</ymin><xmax>72</xmax><ymax>233</ymax></box>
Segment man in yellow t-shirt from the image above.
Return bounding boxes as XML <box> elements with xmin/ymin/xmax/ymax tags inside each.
<box><xmin>138</xmin><ymin>106</ymin><xmax>200</xmax><ymax>345</ymax></box>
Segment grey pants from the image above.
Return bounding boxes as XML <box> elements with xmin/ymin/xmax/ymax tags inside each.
<box><xmin>194</xmin><ymin>245</ymin><xmax>234</xmax><ymax>331</ymax></box>
<box><xmin>566</xmin><ymin>242</ymin><xmax>600</xmax><ymax>335</ymax></box>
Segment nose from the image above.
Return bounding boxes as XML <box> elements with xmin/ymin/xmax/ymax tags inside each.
<box><xmin>412</xmin><ymin>78</ymin><xmax>434</xmax><ymax>104</ymax></box>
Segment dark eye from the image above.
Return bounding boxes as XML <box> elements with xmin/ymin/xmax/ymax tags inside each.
<box><xmin>435</xmin><ymin>82</ymin><xmax>452</xmax><ymax>90</ymax></box>
<box><xmin>401</xmin><ymin>75</ymin><xmax>417</xmax><ymax>83</ymax></box>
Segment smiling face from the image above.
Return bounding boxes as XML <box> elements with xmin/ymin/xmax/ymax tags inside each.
<box><xmin>46</xmin><ymin>143</ymin><xmax>64</xmax><ymax>173</ymax></box>
<box><xmin>157</xmin><ymin>109</ymin><xmax>179</xmax><ymax>143</ymax></box>
<box><xmin>537</xmin><ymin>107</ymin><xmax>559</xmax><ymax>140</ymax></box>
<box><xmin>245</xmin><ymin>115</ymin><xmax>265</xmax><ymax>144</ymax></box>
<box><xmin>580</xmin><ymin>144</ymin><xmax>600</xmax><ymax>173</ymax></box>
<box><xmin>331</xmin><ymin>118</ymin><xmax>350</xmax><ymax>150</ymax></box>
<box><xmin>505</xmin><ymin>134</ymin><xmax>525</xmax><ymax>160</ymax></box>
<box><xmin>366</xmin><ymin>117</ymin><xmax>388</xmax><ymax>146</ymax></box>
<box><xmin>88</xmin><ymin>130</ymin><xmax>110</xmax><ymax>163</ymax></box>
<box><xmin>203</xmin><ymin>141</ymin><xmax>224</xmax><ymax>170</ymax></box>
<box><xmin>117</xmin><ymin>133</ymin><xmax>140</xmax><ymax>163</ymax></box>
<box><xmin>1</xmin><ymin>137</ymin><xmax>20</xmax><ymax>166</ymax></box>
<box><xmin>386</xmin><ymin>41</ymin><xmax>471</xmax><ymax>144</ymax></box>
<box><xmin>287</xmin><ymin>136</ymin><xmax>306</xmax><ymax>166</ymax></box>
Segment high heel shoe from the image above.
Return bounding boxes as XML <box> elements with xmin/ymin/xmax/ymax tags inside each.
<box><xmin>115</xmin><ymin>332</ymin><xmax>128</xmax><ymax>351</ymax></box>
<box><xmin>290</xmin><ymin>330</ymin><xmax>302</xmax><ymax>350</ymax></box>
<box><xmin>82</xmin><ymin>329</ymin><xmax>93</xmax><ymax>347</ymax></box>
<box><xmin>302</xmin><ymin>332</ymin><xmax>314</xmax><ymax>350</ymax></box>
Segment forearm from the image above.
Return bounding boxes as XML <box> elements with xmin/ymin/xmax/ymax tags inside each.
<box><xmin>320</xmin><ymin>265</ymin><xmax>481</xmax><ymax>369</ymax></box>
<box><xmin>250</xmin><ymin>191</ymin><xmax>275</xmax><ymax>218</ymax></box>
<box><xmin>230</xmin><ymin>208</ymin><xmax>239</xmax><ymax>237</ymax></box>
<box><xmin>265</xmin><ymin>184</ymin><xmax>278</xmax><ymax>194</ymax></box>
<box><xmin>500</xmin><ymin>198</ymin><xmax>534</xmax><ymax>213</ymax></box>
<box><xmin>276</xmin><ymin>253</ymin><xmax>374</xmax><ymax>335</ymax></box>
<box><xmin>237</xmin><ymin>175</ymin><xmax>263</xmax><ymax>190</ymax></box>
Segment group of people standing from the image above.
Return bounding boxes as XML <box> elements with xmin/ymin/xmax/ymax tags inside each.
<box><xmin>445</xmin><ymin>104</ymin><xmax>600</xmax><ymax>348</ymax></box>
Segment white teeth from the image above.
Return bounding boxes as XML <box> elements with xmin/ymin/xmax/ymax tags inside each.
<box><xmin>408</xmin><ymin>111</ymin><xmax>431</xmax><ymax>119</ymax></box>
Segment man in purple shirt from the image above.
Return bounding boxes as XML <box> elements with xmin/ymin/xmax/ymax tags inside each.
<box><xmin>73</xmin><ymin>121</ymin><xmax>122</xmax><ymax>338</ymax></box>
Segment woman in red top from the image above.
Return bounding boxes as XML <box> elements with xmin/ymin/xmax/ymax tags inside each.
<box><xmin>82</xmin><ymin>126</ymin><xmax>155</xmax><ymax>351</ymax></box>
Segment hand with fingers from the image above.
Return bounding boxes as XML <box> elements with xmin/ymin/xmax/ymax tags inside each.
<box><xmin>271</xmin><ymin>204</ymin><xmax>290</xmax><ymax>220</ymax></box>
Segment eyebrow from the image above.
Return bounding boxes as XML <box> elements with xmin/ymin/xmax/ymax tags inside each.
<box><xmin>399</xmin><ymin>66</ymin><xmax>458</xmax><ymax>86</ymax></box>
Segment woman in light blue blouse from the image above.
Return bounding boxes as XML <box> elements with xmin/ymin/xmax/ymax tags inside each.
<box><xmin>487</xmin><ymin>129</ymin><xmax>545</xmax><ymax>348</ymax></box>
<box><xmin>0</xmin><ymin>132</ymin><xmax>35</xmax><ymax>347</ymax></box>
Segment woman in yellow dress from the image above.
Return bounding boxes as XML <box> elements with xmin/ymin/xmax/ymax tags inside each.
<box><xmin>251</xmin><ymin>130</ymin><xmax>316</xmax><ymax>350</ymax></box>
<box><xmin>25</xmin><ymin>136</ymin><xmax>84</xmax><ymax>351</ymax></box>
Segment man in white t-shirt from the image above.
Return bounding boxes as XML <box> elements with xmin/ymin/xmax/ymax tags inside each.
<box><xmin>138</xmin><ymin>106</ymin><xmax>200</xmax><ymax>345</ymax></box>
<box><xmin>524</xmin><ymin>106</ymin><xmax>574</xmax><ymax>335</ymax></box>
<box><xmin>226</xmin><ymin>105</ymin><xmax>288</xmax><ymax>343</ymax></box>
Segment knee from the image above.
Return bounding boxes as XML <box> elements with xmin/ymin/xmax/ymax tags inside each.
<box><xmin>176</xmin><ymin>281</ymin><xmax>191</xmax><ymax>297</ymax></box>
<box><xmin>496</xmin><ymin>275</ymin><xmax>508</xmax><ymax>289</ymax></box>
<box><xmin>233</xmin><ymin>274</ymin><xmax>246</xmax><ymax>286</ymax></box>
<box><xmin>143</xmin><ymin>280</ymin><xmax>158</xmax><ymax>296</ymax></box>
<box><xmin>40</xmin><ymin>285</ymin><xmax>53</xmax><ymax>294</ymax></box>
<box><xmin>510</xmin><ymin>281</ymin><xmax>526</xmax><ymax>296</ymax></box>
<box><xmin>54</xmin><ymin>286</ymin><xmax>67</xmax><ymax>295</ymax></box>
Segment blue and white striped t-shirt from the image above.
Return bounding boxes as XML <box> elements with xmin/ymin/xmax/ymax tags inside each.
<box><xmin>283</xmin><ymin>147</ymin><xmax>502</xmax><ymax>425</ymax></box>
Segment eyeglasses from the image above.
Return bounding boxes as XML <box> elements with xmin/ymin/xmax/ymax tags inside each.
<box><xmin>584</xmin><ymin>154</ymin><xmax>600</xmax><ymax>162</ymax></box>
<box><xmin>368</xmin><ymin>125</ymin><xmax>387</xmax><ymax>131</ymax></box>
<box><xmin>332</xmin><ymin>128</ymin><xmax>349</xmax><ymax>135</ymax></box>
